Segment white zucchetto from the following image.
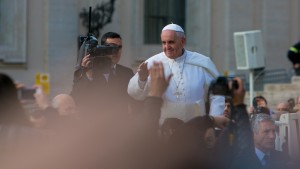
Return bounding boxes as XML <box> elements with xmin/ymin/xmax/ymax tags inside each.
<box><xmin>162</xmin><ymin>24</ymin><xmax>184</xmax><ymax>33</ymax></box>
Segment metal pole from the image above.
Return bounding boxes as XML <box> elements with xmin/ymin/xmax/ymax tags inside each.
<box><xmin>249</xmin><ymin>69</ymin><xmax>254</xmax><ymax>106</ymax></box>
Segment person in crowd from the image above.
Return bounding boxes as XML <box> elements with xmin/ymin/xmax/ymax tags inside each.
<box><xmin>159</xmin><ymin>118</ymin><xmax>184</xmax><ymax>143</ymax></box>
<box><xmin>0</xmin><ymin>73</ymin><xmax>41</xmax><ymax>151</ymax></box>
<box><xmin>230</xmin><ymin>113</ymin><xmax>296</xmax><ymax>169</ymax></box>
<box><xmin>128</xmin><ymin>23</ymin><xmax>224</xmax><ymax>123</ymax></box>
<box><xmin>287</xmin><ymin>98</ymin><xmax>296</xmax><ymax>113</ymax></box>
<box><xmin>253</xmin><ymin>95</ymin><xmax>268</xmax><ymax>109</ymax></box>
<box><xmin>273</xmin><ymin>101</ymin><xmax>289</xmax><ymax>120</ymax></box>
<box><xmin>71</xmin><ymin>32</ymin><xmax>138</xmax><ymax>115</ymax></box>
<box><xmin>166</xmin><ymin>115</ymin><xmax>217</xmax><ymax>169</ymax></box>
<box><xmin>295</xmin><ymin>96</ymin><xmax>300</xmax><ymax>114</ymax></box>
<box><xmin>52</xmin><ymin>94</ymin><xmax>78</xmax><ymax>117</ymax></box>
<box><xmin>223</xmin><ymin>97</ymin><xmax>232</xmax><ymax>118</ymax></box>
<box><xmin>249</xmin><ymin>95</ymin><xmax>273</xmax><ymax>118</ymax></box>
<box><xmin>0</xmin><ymin>74</ymin><xmax>31</xmax><ymax>127</ymax></box>
<box><xmin>287</xmin><ymin>41</ymin><xmax>300</xmax><ymax>76</ymax></box>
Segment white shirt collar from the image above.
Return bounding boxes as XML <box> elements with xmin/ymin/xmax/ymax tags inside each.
<box><xmin>255</xmin><ymin>147</ymin><xmax>270</xmax><ymax>162</ymax></box>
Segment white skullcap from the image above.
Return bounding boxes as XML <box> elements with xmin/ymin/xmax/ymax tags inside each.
<box><xmin>162</xmin><ymin>24</ymin><xmax>184</xmax><ymax>33</ymax></box>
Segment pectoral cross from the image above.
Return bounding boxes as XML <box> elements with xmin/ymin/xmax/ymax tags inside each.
<box><xmin>174</xmin><ymin>90</ymin><xmax>182</xmax><ymax>100</ymax></box>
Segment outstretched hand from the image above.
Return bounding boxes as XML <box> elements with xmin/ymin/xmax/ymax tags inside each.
<box><xmin>148</xmin><ymin>62</ymin><xmax>172</xmax><ymax>97</ymax></box>
<box><xmin>137</xmin><ymin>62</ymin><xmax>149</xmax><ymax>81</ymax></box>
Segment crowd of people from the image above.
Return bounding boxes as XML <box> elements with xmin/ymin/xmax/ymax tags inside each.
<box><xmin>0</xmin><ymin>24</ymin><xmax>299</xmax><ymax>169</ymax></box>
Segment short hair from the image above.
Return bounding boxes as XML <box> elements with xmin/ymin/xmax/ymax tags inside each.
<box><xmin>100</xmin><ymin>32</ymin><xmax>122</xmax><ymax>45</ymax></box>
<box><xmin>251</xmin><ymin>113</ymin><xmax>274</xmax><ymax>134</ymax></box>
<box><xmin>225</xmin><ymin>96</ymin><xmax>232</xmax><ymax>103</ymax></box>
<box><xmin>252</xmin><ymin>95</ymin><xmax>268</xmax><ymax>108</ymax></box>
<box><xmin>160</xmin><ymin>118</ymin><xmax>184</xmax><ymax>131</ymax></box>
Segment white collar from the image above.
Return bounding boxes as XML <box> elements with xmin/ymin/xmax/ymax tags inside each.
<box><xmin>255</xmin><ymin>147</ymin><xmax>270</xmax><ymax>162</ymax></box>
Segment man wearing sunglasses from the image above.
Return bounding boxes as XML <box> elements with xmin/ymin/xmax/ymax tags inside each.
<box><xmin>71</xmin><ymin>32</ymin><xmax>137</xmax><ymax>116</ymax></box>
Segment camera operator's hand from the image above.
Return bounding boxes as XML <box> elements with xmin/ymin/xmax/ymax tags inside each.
<box><xmin>137</xmin><ymin>62</ymin><xmax>149</xmax><ymax>81</ymax></box>
<box><xmin>230</xmin><ymin>77</ymin><xmax>245</xmax><ymax>106</ymax></box>
<box><xmin>81</xmin><ymin>54</ymin><xmax>93</xmax><ymax>80</ymax></box>
<box><xmin>148</xmin><ymin>61</ymin><xmax>172</xmax><ymax>97</ymax></box>
<box><xmin>81</xmin><ymin>54</ymin><xmax>92</xmax><ymax>68</ymax></box>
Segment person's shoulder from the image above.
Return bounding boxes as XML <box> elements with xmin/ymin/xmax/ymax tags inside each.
<box><xmin>185</xmin><ymin>50</ymin><xmax>210</xmax><ymax>60</ymax></box>
<box><xmin>144</xmin><ymin>52</ymin><xmax>167</xmax><ymax>69</ymax></box>
<box><xmin>116</xmin><ymin>64</ymin><xmax>133</xmax><ymax>73</ymax></box>
<box><xmin>230</xmin><ymin>148</ymin><xmax>261</xmax><ymax>169</ymax></box>
<box><xmin>271</xmin><ymin>150</ymin><xmax>290</xmax><ymax>160</ymax></box>
<box><xmin>116</xmin><ymin>64</ymin><xmax>132</xmax><ymax>71</ymax></box>
<box><xmin>146</xmin><ymin>52</ymin><xmax>165</xmax><ymax>61</ymax></box>
<box><xmin>116</xmin><ymin>64</ymin><xmax>134</xmax><ymax>75</ymax></box>
<box><xmin>185</xmin><ymin>50</ymin><xmax>217</xmax><ymax>67</ymax></box>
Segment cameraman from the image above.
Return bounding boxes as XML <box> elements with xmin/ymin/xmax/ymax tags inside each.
<box><xmin>71</xmin><ymin>32</ymin><xmax>136</xmax><ymax>115</ymax></box>
<box><xmin>249</xmin><ymin>95</ymin><xmax>274</xmax><ymax>118</ymax></box>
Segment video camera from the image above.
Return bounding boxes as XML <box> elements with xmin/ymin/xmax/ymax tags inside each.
<box><xmin>75</xmin><ymin>7</ymin><xmax>119</xmax><ymax>73</ymax></box>
<box><xmin>78</xmin><ymin>35</ymin><xmax>119</xmax><ymax>58</ymax></box>
<box><xmin>209</xmin><ymin>76</ymin><xmax>239</xmax><ymax>97</ymax></box>
<box><xmin>205</xmin><ymin>76</ymin><xmax>239</xmax><ymax>117</ymax></box>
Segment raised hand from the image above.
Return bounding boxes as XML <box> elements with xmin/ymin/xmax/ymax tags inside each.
<box><xmin>148</xmin><ymin>61</ymin><xmax>172</xmax><ymax>97</ymax></box>
<box><xmin>137</xmin><ymin>62</ymin><xmax>149</xmax><ymax>81</ymax></box>
<box><xmin>230</xmin><ymin>77</ymin><xmax>245</xmax><ymax>106</ymax></box>
<box><xmin>81</xmin><ymin>54</ymin><xmax>92</xmax><ymax>68</ymax></box>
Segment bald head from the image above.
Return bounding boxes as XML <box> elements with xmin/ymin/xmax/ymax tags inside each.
<box><xmin>52</xmin><ymin>94</ymin><xmax>77</xmax><ymax>116</ymax></box>
<box><xmin>276</xmin><ymin>102</ymin><xmax>289</xmax><ymax>113</ymax></box>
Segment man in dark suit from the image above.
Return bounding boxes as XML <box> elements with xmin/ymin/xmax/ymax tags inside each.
<box><xmin>71</xmin><ymin>32</ymin><xmax>137</xmax><ymax>116</ymax></box>
<box><xmin>230</xmin><ymin>113</ymin><xmax>296</xmax><ymax>169</ymax></box>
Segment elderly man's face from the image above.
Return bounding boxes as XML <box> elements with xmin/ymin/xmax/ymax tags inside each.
<box><xmin>253</xmin><ymin>120</ymin><xmax>276</xmax><ymax>153</ymax></box>
<box><xmin>276</xmin><ymin>102</ymin><xmax>289</xmax><ymax>113</ymax></box>
<box><xmin>161</xmin><ymin>30</ymin><xmax>186</xmax><ymax>59</ymax></box>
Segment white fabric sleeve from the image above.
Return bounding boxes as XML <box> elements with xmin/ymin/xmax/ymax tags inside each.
<box><xmin>202</xmin><ymin>63</ymin><xmax>225</xmax><ymax>116</ymax></box>
<box><xmin>209</xmin><ymin>95</ymin><xmax>225</xmax><ymax>116</ymax></box>
<box><xmin>127</xmin><ymin>73</ymin><xmax>149</xmax><ymax>100</ymax></box>
<box><xmin>138</xmin><ymin>78</ymin><xmax>147</xmax><ymax>89</ymax></box>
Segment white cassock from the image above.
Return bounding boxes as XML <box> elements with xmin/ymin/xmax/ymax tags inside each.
<box><xmin>128</xmin><ymin>49</ymin><xmax>225</xmax><ymax>123</ymax></box>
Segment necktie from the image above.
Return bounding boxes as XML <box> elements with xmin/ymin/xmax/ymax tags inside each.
<box><xmin>111</xmin><ymin>67</ymin><xmax>116</xmax><ymax>76</ymax></box>
<box><xmin>263</xmin><ymin>154</ymin><xmax>270</xmax><ymax>167</ymax></box>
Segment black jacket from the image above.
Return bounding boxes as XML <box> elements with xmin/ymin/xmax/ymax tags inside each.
<box><xmin>287</xmin><ymin>41</ymin><xmax>300</xmax><ymax>65</ymax></box>
<box><xmin>230</xmin><ymin>148</ymin><xmax>295</xmax><ymax>169</ymax></box>
<box><xmin>71</xmin><ymin>64</ymin><xmax>135</xmax><ymax>115</ymax></box>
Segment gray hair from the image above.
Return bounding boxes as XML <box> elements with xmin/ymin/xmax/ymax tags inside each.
<box><xmin>176</xmin><ymin>31</ymin><xmax>185</xmax><ymax>38</ymax></box>
<box><xmin>251</xmin><ymin>113</ymin><xmax>275</xmax><ymax>134</ymax></box>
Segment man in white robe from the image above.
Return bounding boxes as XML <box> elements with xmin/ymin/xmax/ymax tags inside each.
<box><xmin>128</xmin><ymin>24</ymin><xmax>225</xmax><ymax>123</ymax></box>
